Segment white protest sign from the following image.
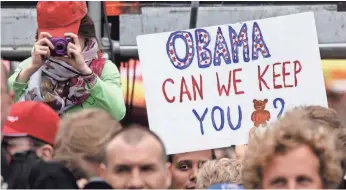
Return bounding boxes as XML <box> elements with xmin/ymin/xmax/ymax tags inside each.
<box><xmin>137</xmin><ymin>12</ymin><xmax>327</xmax><ymax>155</ymax></box>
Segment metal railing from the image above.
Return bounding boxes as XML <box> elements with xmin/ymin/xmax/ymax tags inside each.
<box><xmin>2</xmin><ymin>42</ymin><xmax>346</xmax><ymax>60</ymax></box>
<box><xmin>2</xmin><ymin>1</ymin><xmax>345</xmax><ymax>60</ymax></box>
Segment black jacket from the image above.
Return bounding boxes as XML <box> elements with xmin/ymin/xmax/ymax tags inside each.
<box><xmin>28</xmin><ymin>161</ymin><xmax>79</xmax><ymax>189</ymax></box>
<box><xmin>1</xmin><ymin>147</ymin><xmax>9</xmax><ymax>183</ymax></box>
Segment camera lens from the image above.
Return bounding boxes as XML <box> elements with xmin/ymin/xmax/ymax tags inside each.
<box><xmin>56</xmin><ymin>44</ymin><xmax>64</xmax><ymax>50</ymax></box>
<box><xmin>56</xmin><ymin>42</ymin><xmax>65</xmax><ymax>50</ymax></box>
<box><xmin>54</xmin><ymin>39</ymin><xmax>68</xmax><ymax>56</ymax></box>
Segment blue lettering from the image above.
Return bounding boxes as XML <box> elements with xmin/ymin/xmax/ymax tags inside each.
<box><xmin>195</xmin><ymin>29</ymin><xmax>212</xmax><ymax>68</ymax></box>
<box><xmin>252</xmin><ymin>22</ymin><xmax>271</xmax><ymax>60</ymax></box>
<box><xmin>227</xmin><ymin>105</ymin><xmax>242</xmax><ymax>130</ymax></box>
<box><xmin>192</xmin><ymin>108</ymin><xmax>208</xmax><ymax>135</ymax></box>
<box><xmin>193</xmin><ymin>105</ymin><xmax>243</xmax><ymax>135</ymax></box>
<box><xmin>211</xmin><ymin>106</ymin><xmax>225</xmax><ymax>131</ymax></box>
<box><xmin>166</xmin><ymin>31</ymin><xmax>195</xmax><ymax>70</ymax></box>
<box><xmin>273</xmin><ymin>97</ymin><xmax>285</xmax><ymax>118</ymax></box>
<box><xmin>213</xmin><ymin>27</ymin><xmax>231</xmax><ymax>66</ymax></box>
<box><xmin>229</xmin><ymin>23</ymin><xmax>250</xmax><ymax>63</ymax></box>
<box><xmin>166</xmin><ymin>22</ymin><xmax>272</xmax><ymax>70</ymax></box>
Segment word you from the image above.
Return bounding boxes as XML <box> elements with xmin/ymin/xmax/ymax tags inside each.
<box><xmin>193</xmin><ymin>97</ymin><xmax>286</xmax><ymax>135</ymax></box>
<box><xmin>166</xmin><ymin>22</ymin><xmax>271</xmax><ymax>70</ymax></box>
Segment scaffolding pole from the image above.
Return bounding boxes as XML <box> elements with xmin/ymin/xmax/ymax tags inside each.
<box><xmin>189</xmin><ymin>1</ymin><xmax>199</xmax><ymax>29</ymax></box>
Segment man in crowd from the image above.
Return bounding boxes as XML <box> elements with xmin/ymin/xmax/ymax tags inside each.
<box><xmin>2</xmin><ymin>101</ymin><xmax>60</xmax><ymax>189</ymax></box>
<box><xmin>290</xmin><ymin>105</ymin><xmax>346</xmax><ymax>188</ymax></box>
<box><xmin>242</xmin><ymin>109</ymin><xmax>344</xmax><ymax>189</ymax></box>
<box><xmin>101</xmin><ymin>125</ymin><xmax>171</xmax><ymax>189</ymax></box>
<box><xmin>169</xmin><ymin>149</ymin><xmax>215</xmax><ymax>189</ymax></box>
<box><xmin>3</xmin><ymin>101</ymin><xmax>59</xmax><ymax>160</ymax></box>
<box><xmin>20</xmin><ymin>108</ymin><xmax>120</xmax><ymax>189</ymax></box>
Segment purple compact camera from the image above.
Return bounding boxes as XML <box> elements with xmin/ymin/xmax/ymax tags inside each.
<box><xmin>49</xmin><ymin>37</ymin><xmax>73</xmax><ymax>56</ymax></box>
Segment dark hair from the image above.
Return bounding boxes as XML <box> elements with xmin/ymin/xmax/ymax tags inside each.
<box><xmin>78</xmin><ymin>15</ymin><xmax>102</xmax><ymax>53</ymax></box>
<box><xmin>78</xmin><ymin>15</ymin><xmax>96</xmax><ymax>39</ymax></box>
<box><xmin>168</xmin><ymin>149</ymin><xmax>217</xmax><ymax>163</ymax></box>
<box><xmin>31</xmin><ymin>136</ymin><xmax>50</xmax><ymax>147</ymax></box>
<box><xmin>1</xmin><ymin>146</ymin><xmax>10</xmax><ymax>182</ymax></box>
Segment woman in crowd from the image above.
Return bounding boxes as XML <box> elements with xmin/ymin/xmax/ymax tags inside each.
<box><xmin>168</xmin><ymin>149</ymin><xmax>215</xmax><ymax>189</ymax></box>
<box><xmin>7</xmin><ymin>1</ymin><xmax>126</xmax><ymax>121</ymax></box>
<box><xmin>242</xmin><ymin>109</ymin><xmax>345</xmax><ymax>189</ymax></box>
<box><xmin>53</xmin><ymin>108</ymin><xmax>122</xmax><ymax>187</ymax></box>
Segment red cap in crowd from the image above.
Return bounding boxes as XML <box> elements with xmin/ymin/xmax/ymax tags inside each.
<box><xmin>3</xmin><ymin>101</ymin><xmax>60</xmax><ymax>145</ymax></box>
<box><xmin>36</xmin><ymin>1</ymin><xmax>88</xmax><ymax>37</ymax></box>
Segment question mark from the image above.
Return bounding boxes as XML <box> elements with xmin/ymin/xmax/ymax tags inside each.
<box><xmin>273</xmin><ymin>98</ymin><xmax>285</xmax><ymax>118</ymax></box>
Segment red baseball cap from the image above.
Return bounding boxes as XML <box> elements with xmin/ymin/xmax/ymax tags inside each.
<box><xmin>3</xmin><ymin>101</ymin><xmax>60</xmax><ymax>145</ymax></box>
<box><xmin>36</xmin><ymin>1</ymin><xmax>88</xmax><ymax>37</ymax></box>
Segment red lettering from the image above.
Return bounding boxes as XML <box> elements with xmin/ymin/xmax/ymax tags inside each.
<box><xmin>216</xmin><ymin>71</ymin><xmax>232</xmax><ymax>96</ymax></box>
<box><xmin>180</xmin><ymin>77</ymin><xmax>192</xmax><ymax>103</ymax></box>
<box><xmin>273</xmin><ymin>62</ymin><xmax>282</xmax><ymax>89</ymax></box>
<box><xmin>162</xmin><ymin>78</ymin><xmax>175</xmax><ymax>103</ymax></box>
<box><xmin>294</xmin><ymin>60</ymin><xmax>302</xmax><ymax>87</ymax></box>
<box><xmin>191</xmin><ymin>74</ymin><xmax>204</xmax><ymax>101</ymax></box>
<box><xmin>258</xmin><ymin>65</ymin><xmax>270</xmax><ymax>91</ymax></box>
<box><xmin>283</xmin><ymin>61</ymin><xmax>293</xmax><ymax>88</ymax></box>
<box><xmin>233</xmin><ymin>68</ymin><xmax>244</xmax><ymax>95</ymax></box>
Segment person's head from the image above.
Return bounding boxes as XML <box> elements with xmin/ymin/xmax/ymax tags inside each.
<box><xmin>54</xmin><ymin>108</ymin><xmax>122</xmax><ymax>180</ymax></box>
<box><xmin>100</xmin><ymin>125</ymin><xmax>171</xmax><ymax>189</ymax></box>
<box><xmin>242</xmin><ymin>111</ymin><xmax>344</xmax><ymax>189</ymax></box>
<box><xmin>291</xmin><ymin>106</ymin><xmax>346</xmax><ymax>177</ymax></box>
<box><xmin>214</xmin><ymin>147</ymin><xmax>236</xmax><ymax>159</ymax></box>
<box><xmin>2</xmin><ymin>101</ymin><xmax>59</xmax><ymax>161</ymax></box>
<box><xmin>197</xmin><ymin>158</ymin><xmax>243</xmax><ymax>188</ymax></box>
<box><xmin>168</xmin><ymin>149</ymin><xmax>215</xmax><ymax>189</ymax></box>
<box><xmin>291</xmin><ymin>106</ymin><xmax>346</xmax><ymax>150</ymax></box>
<box><xmin>1</xmin><ymin>62</ymin><xmax>13</xmax><ymax>131</ymax></box>
<box><xmin>36</xmin><ymin>1</ymin><xmax>98</xmax><ymax>50</ymax></box>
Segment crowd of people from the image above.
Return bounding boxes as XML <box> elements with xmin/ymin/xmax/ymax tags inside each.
<box><xmin>1</xmin><ymin>1</ymin><xmax>346</xmax><ymax>189</ymax></box>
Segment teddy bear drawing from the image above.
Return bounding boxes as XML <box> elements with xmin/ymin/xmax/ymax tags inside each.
<box><xmin>251</xmin><ymin>99</ymin><xmax>271</xmax><ymax>127</ymax></box>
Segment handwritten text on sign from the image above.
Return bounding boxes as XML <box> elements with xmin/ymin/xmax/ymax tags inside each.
<box><xmin>137</xmin><ymin>12</ymin><xmax>327</xmax><ymax>154</ymax></box>
<box><xmin>163</xmin><ymin>22</ymin><xmax>301</xmax><ymax>135</ymax></box>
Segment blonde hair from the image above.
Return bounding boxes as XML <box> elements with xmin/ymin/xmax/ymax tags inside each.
<box><xmin>242</xmin><ymin>109</ymin><xmax>344</xmax><ymax>189</ymax></box>
<box><xmin>291</xmin><ymin>106</ymin><xmax>346</xmax><ymax>173</ymax></box>
<box><xmin>197</xmin><ymin>158</ymin><xmax>243</xmax><ymax>188</ymax></box>
<box><xmin>292</xmin><ymin>106</ymin><xmax>346</xmax><ymax>149</ymax></box>
<box><xmin>54</xmin><ymin>108</ymin><xmax>122</xmax><ymax>179</ymax></box>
